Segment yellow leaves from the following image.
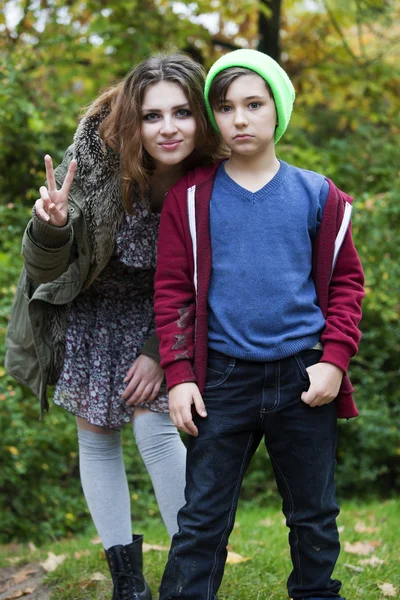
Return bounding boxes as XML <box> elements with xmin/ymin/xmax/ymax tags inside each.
<box><xmin>343</xmin><ymin>540</ymin><xmax>379</xmax><ymax>555</ymax></box>
<box><xmin>89</xmin><ymin>572</ymin><xmax>107</xmax><ymax>582</ymax></box>
<box><xmin>378</xmin><ymin>582</ymin><xmax>397</xmax><ymax>597</ymax></box>
<box><xmin>142</xmin><ymin>543</ymin><xmax>169</xmax><ymax>553</ymax></box>
<box><xmin>40</xmin><ymin>552</ymin><xmax>67</xmax><ymax>572</ymax></box>
<box><xmin>74</xmin><ymin>549</ymin><xmax>91</xmax><ymax>559</ymax></box>
<box><xmin>3</xmin><ymin>588</ymin><xmax>35</xmax><ymax>599</ymax></box>
<box><xmin>343</xmin><ymin>562</ymin><xmax>364</xmax><ymax>573</ymax></box>
<box><xmin>6</xmin><ymin>446</ymin><xmax>19</xmax><ymax>456</ymax></box>
<box><xmin>226</xmin><ymin>551</ymin><xmax>251</xmax><ymax>564</ymax></box>
<box><xmin>6</xmin><ymin>567</ymin><xmax>38</xmax><ymax>585</ymax></box>
<box><xmin>90</xmin><ymin>535</ymin><xmax>102</xmax><ymax>545</ymax></box>
<box><xmin>77</xmin><ymin>571</ymin><xmax>108</xmax><ymax>590</ymax></box>
<box><xmin>359</xmin><ymin>555</ymin><xmax>385</xmax><ymax>566</ymax></box>
<box><xmin>354</xmin><ymin>520</ymin><xmax>379</xmax><ymax>534</ymax></box>
<box><xmin>0</xmin><ymin>565</ymin><xmax>41</xmax><ymax>600</ymax></box>
<box><xmin>65</xmin><ymin>512</ymin><xmax>76</xmax><ymax>522</ymax></box>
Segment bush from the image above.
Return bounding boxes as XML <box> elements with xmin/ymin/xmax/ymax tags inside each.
<box><xmin>0</xmin><ymin>204</ymin><xmax>158</xmax><ymax>543</ymax></box>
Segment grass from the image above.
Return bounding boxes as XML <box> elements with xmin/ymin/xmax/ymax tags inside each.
<box><xmin>1</xmin><ymin>498</ymin><xmax>399</xmax><ymax>599</ymax></box>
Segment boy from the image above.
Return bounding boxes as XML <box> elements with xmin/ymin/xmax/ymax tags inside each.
<box><xmin>154</xmin><ymin>49</ymin><xmax>364</xmax><ymax>600</ymax></box>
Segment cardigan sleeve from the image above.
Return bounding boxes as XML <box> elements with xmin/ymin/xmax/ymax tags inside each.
<box><xmin>154</xmin><ymin>188</ymin><xmax>197</xmax><ymax>390</ymax></box>
<box><xmin>320</xmin><ymin>223</ymin><xmax>365</xmax><ymax>373</ymax></box>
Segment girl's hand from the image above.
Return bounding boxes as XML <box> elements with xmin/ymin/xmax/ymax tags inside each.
<box><xmin>168</xmin><ymin>383</ymin><xmax>207</xmax><ymax>437</ymax></box>
<box><xmin>122</xmin><ymin>355</ymin><xmax>164</xmax><ymax>406</ymax></box>
<box><xmin>34</xmin><ymin>154</ymin><xmax>76</xmax><ymax>226</ymax></box>
<box><xmin>301</xmin><ymin>362</ymin><xmax>344</xmax><ymax>407</ymax></box>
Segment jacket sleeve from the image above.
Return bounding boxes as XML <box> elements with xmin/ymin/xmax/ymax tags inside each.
<box><xmin>321</xmin><ymin>224</ymin><xmax>365</xmax><ymax>373</ymax></box>
<box><xmin>154</xmin><ymin>188</ymin><xmax>197</xmax><ymax>390</ymax></box>
<box><xmin>22</xmin><ymin>148</ymin><xmax>80</xmax><ymax>284</ymax></box>
<box><xmin>139</xmin><ymin>331</ymin><xmax>160</xmax><ymax>363</ymax></box>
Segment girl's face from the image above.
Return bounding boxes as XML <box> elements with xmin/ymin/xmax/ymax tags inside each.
<box><xmin>141</xmin><ymin>81</ymin><xmax>197</xmax><ymax>171</ymax></box>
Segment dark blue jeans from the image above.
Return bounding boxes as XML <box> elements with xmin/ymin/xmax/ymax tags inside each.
<box><xmin>159</xmin><ymin>349</ymin><xmax>345</xmax><ymax>600</ymax></box>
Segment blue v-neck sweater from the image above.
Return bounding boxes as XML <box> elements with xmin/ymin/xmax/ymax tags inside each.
<box><xmin>208</xmin><ymin>160</ymin><xmax>329</xmax><ymax>361</ymax></box>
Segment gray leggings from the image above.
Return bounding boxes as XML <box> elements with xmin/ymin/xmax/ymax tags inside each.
<box><xmin>78</xmin><ymin>411</ymin><xmax>186</xmax><ymax>550</ymax></box>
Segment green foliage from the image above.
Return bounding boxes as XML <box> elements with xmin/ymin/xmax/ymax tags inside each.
<box><xmin>0</xmin><ymin>205</ymin><xmax>159</xmax><ymax>544</ymax></box>
<box><xmin>1</xmin><ymin>0</ymin><xmax>399</xmax><ymax>542</ymax></box>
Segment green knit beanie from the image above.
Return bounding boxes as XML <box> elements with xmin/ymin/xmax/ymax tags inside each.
<box><xmin>204</xmin><ymin>49</ymin><xmax>295</xmax><ymax>143</ymax></box>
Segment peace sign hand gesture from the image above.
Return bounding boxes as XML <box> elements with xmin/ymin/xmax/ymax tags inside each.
<box><xmin>34</xmin><ymin>154</ymin><xmax>77</xmax><ymax>227</ymax></box>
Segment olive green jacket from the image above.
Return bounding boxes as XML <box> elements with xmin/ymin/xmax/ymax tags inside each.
<box><xmin>5</xmin><ymin>111</ymin><xmax>159</xmax><ymax>416</ymax></box>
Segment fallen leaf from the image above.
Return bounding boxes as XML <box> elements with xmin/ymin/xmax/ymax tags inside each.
<box><xmin>3</xmin><ymin>589</ymin><xmax>34</xmax><ymax>600</ymax></box>
<box><xmin>259</xmin><ymin>518</ymin><xmax>274</xmax><ymax>527</ymax></box>
<box><xmin>90</xmin><ymin>572</ymin><xmax>107</xmax><ymax>581</ymax></box>
<box><xmin>6</xmin><ymin>558</ymin><xmax>21</xmax><ymax>565</ymax></box>
<box><xmin>90</xmin><ymin>535</ymin><xmax>102</xmax><ymax>545</ymax></box>
<box><xmin>40</xmin><ymin>552</ymin><xmax>67</xmax><ymax>572</ymax></box>
<box><xmin>359</xmin><ymin>556</ymin><xmax>385</xmax><ymax>566</ymax></box>
<box><xmin>354</xmin><ymin>520</ymin><xmax>379</xmax><ymax>534</ymax></box>
<box><xmin>378</xmin><ymin>582</ymin><xmax>397</xmax><ymax>597</ymax></box>
<box><xmin>142</xmin><ymin>543</ymin><xmax>169</xmax><ymax>553</ymax></box>
<box><xmin>343</xmin><ymin>541</ymin><xmax>377</xmax><ymax>555</ymax></box>
<box><xmin>343</xmin><ymin>563</ymin><xmax>364</xmax><ymax>573</ymax></box>
<box><xmin>12</xmin><ymin>567</ymin><xmax>39</xmax><ymax>584</ymax></box>
<box><xmin>74</xmin><ymin>549</ymin><xmax>91</xmax><ymax>559</ymax></box>
<box><xmin>226</xmin><ymin>551</ymin><xmax>251</xmax><ymax>564</ymax></box>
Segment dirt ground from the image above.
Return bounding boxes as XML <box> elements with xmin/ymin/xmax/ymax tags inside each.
<box><xmin>0</xmin><ymin>564</ymin><xmax>51</xmax><ymax>600</ymax></box>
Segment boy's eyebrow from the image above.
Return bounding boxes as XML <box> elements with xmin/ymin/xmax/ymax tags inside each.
<box><xmin>218</xmin><ymin>94</ymin><xmax>267</xmax><ymax>105</ymax></box>
<box><xmin>141</xmin><ymin>103</ymin><xmax>191</xmax><ymax>112</ymax></box>
<box><xmin>225</xmin><ymin>94</ymin><xmax>266</xmax><ymax>101</ymax></box>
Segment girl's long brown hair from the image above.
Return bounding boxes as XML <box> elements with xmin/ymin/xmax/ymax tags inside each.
<box><xmin>85</xmin><ymin>53</ymin><xmax>223</xmax><ymax>212</ymax></box>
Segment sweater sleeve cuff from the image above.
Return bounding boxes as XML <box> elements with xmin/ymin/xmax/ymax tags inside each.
<box><xmin>165</xmin><ymin>360</ymin><xmax>197</xmax><ymax>391</ymax></box>
<box><xmin>321</xmin><ymin>342</ymin><xmax>351</xmax><ymax>374</ymax></box>
<box><xmin>30</xmin><ymin>208</ymin><xmax>72</xmax><ymax>248</ymax></box>
<box><xmin>140</xmin><ymin>332</ymin><xmax>160</xmax><ymax>363</ymax></box>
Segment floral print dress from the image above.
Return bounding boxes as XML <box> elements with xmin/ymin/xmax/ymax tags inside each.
<box><xmin>53</xmin><ymin>201</ymin><xmax>168</xmax><ymax>429</ymax></box>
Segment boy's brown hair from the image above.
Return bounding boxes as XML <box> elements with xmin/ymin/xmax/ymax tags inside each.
<box><xmin>208</xmin><ymin>67</ymin><xmax>274</xmax><ymax>110</ymax></box>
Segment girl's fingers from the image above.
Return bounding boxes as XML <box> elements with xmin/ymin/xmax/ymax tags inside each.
<box><xmin>34</xmin><ymin>198</ymin><xmax>50</xmax><ymax>222</ymax></box>
<box><xmin>39</xmin><ymin>186</ymin><xmax>53</xmax><ymax>212</ymax></box>
<box><xmin>61</xmin><ymin>159</ymin><xmax>76</xmax><ymax>196</ymax></box>
<box><xmin>39</xmin><ymin>186</ymin><xmax>50</xmax><ymax>202</ymax></box>
<box><xmin>44</xmin><ymin>155</ymin><xmax>57</xmax><ymax>193</ymax></box>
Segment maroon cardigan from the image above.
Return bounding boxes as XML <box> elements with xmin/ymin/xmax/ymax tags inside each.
<box><xmin>155</xmin><ymin>162</ymin><xmax>365</xmax><ymax>418</ymax></box>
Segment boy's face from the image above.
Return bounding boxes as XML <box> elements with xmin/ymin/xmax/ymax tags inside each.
<box><xmin>212</xmin><ymin>73</ymin><xmax>277</xmax><ymax>158</ymax></box>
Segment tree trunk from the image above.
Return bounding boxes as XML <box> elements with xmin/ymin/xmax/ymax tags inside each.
<box><xmin>257</xmin><ymin>0</ymin><xmax>282</xmax><ymax>62</ymax></box>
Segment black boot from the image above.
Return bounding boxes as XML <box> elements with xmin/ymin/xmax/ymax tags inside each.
<box><xmin>105</xmin><ymin>534</ymin><xmax>152</xmax><ymax>600</ymax></box>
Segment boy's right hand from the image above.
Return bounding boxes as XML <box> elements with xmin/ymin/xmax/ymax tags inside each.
<box><xmin>169</xmin><ymin>383</ymin><xmax>207</xmax><ymax>437</ymax></box>
<box><xmin>34</xmin><ymin>154</ymin><xmax>76</xmax><ymax>226</ymax></box>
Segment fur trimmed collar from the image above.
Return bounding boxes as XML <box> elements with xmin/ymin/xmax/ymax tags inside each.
<box><xmin>73</xmin><ymin>106</ymin><xmax>125</xmax><ymax>286</ymax></box>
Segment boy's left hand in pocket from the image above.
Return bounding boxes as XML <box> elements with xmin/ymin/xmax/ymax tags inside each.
<box><xmin>301</xmin><ymin>362</ymin><xmax>344</xmax><ymax>407</ymax></box>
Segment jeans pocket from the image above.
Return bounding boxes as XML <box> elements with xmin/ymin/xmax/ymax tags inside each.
<box><xmin>294</xmin><ymin>349</ymin><xmax>323</xmax><ymax>385</ymax></box>
<box><xmin>205</xmin><ymin>350</ymin><xmax>236</xmax><ymax>389</ymax></box>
